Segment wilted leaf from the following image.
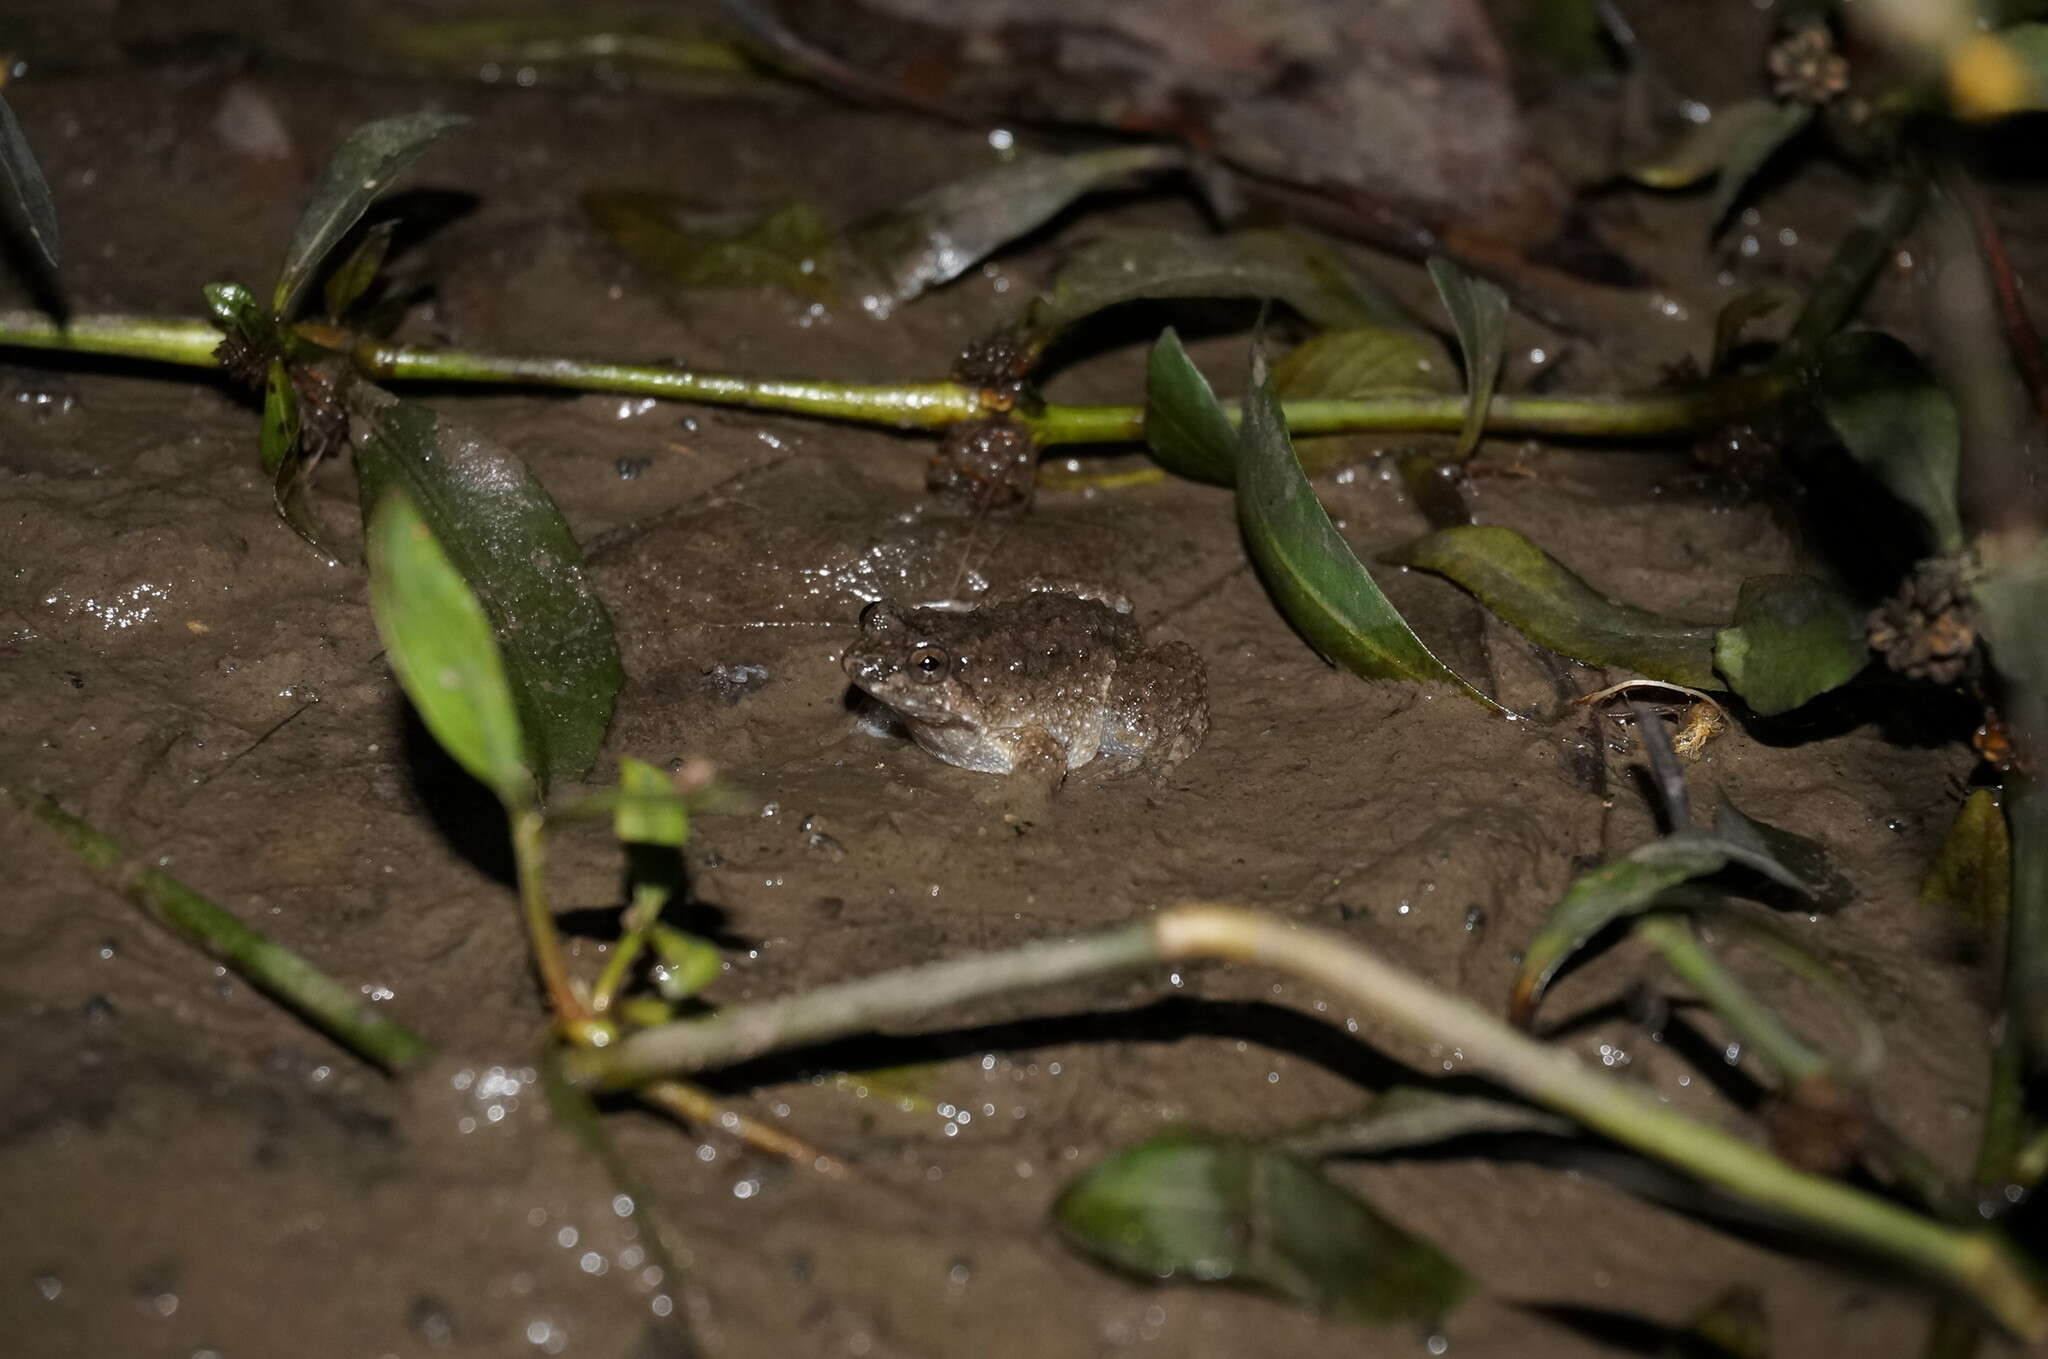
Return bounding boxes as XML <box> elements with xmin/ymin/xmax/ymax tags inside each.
<box><xmin>1143</xmin><ymin>328</ymin><xmax>1238</xmax><ymax>485</ymax></box>
<box><xmin>849</xmin><ymin>145</ymin><xmax>1185</xmax><ymax>305</ymax></box>
<box><xmin>1273</xmin><ymin>326</ymin><xmax>1457</xmax><ymax>399</ymax></box>
<box><xmin>1817</xmin><ymin>332</ymin><xmax>1965</xmax><ymax>552</ymax></box>
<box><xmin>1274</xmin><ymin>1088</ymin><xmax>1574</xmax><ymax>1161</ymax></box>
<box><xmin>349</xmin><ymin>382</ymin><xmax>622</xmax><ymax>788</ymax></box>
<box><xmin>322</xmin><ymin>219</ymin><xmax>396</xmax><ymax>320</ymax></box>
<box><xmin>1630</xmin><ymin>99</ymin><xmax>1812</xmax><ymax>231</ymax></box>
<box><xmin>1019</xmin><ymin>226</ymin><xmax>1408</xmax><ymax>354</ymax></box>
<box><xmin>273</xmin><ymin>111</ymin><xmax>468</xmax><ymax>319</ymax></box>
<box><xmin>1237</xmin><ymin>349</ymin><xmax>1497</xmax><ymax>707</ymax></box>
<box><xmin>1055</xmin><ymin>1135</ymin><xmax>1471</xmax><ymax>1323</ymax></box>
<box><xmin>0</xmin><ymin>92</ymin><xmax>60</xmax><ymax>274</ymax></box>
<box><xmin>1713</xmin><ymin>575</ymin><xmax>1867</xmax><ymax>716</ymax></box>
<box><xmin>366</xmin><ymin>489</ymin><xmax>533</xmax><ymax>803</ymax></box>
<box><xmin>1426</xmin><ymin>257</ymin><xmax>1509</xmax><ymax>459</ymax></box>
<box><xmin>1386</xmin><ymin>525</ymin><xmax>1720</xmax><ymax>687</ymax></box>
<box><xmin>585</xmin><ymin>192</ymin><xmax>835</xmax><ymax>302</ymax></box>
<box><xmin>1920</xmin><ymin>789</ymin><xmax>2010</xmax><ymax>932</ymax></box>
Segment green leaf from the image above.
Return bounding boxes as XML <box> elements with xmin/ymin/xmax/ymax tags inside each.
<box><xmin>1920</xmin><ymin>789</ymin><xmax>2010</xmax><ymax>932</ymax></box>
<box><xmin>615</xmin><ymin>757</ymin><xmax>689</xmax><ymax>848</ymax></box>
<box><xmin>0</xmin><ymin>91</ymin><xmax>60</xmax><ymax>274</ymax></box>
<box><xmin>850</xmin><ymin>145</ymin><xmax>1186</xmax><ymax>306</ymax></box>
<box><xmin>1236</xmin><ymin>348</ymin><xmax>1498</xmax><ymax>707</ymax></box>
<box><xmin>1425</xmin><ymin>257</ymin><xmax>1509</xmax><ymax>459</ymax></box>
<box><xmin>1055</xmin><ymin>1135</ymin><xmax>1471</xmax><ymax>1323</ymax></box>
<box><xmin>260</xmin><ymin>358</ymin><xmax>301</xmax><ymax>476</ymax></box>
<box><xmin>647</xmin><ymin>925</ymin><xmax>721</xmax><ymax>1002</ymax></box>
<box><xmin>1273</xmin><ymin>326</ymin><xmax>1457</xmax><ymax>398</ymax></box>
<box><xmin>584</xmin><ymin>192</ymin><xmax>835</xmax><ymax>303</ymax></box>
<box><xmin>1629</xmin><ymin>99</ymin><xmax>1813</xmax><ymax>231</ymax></box>
<box><xmin>1019</xmin><ymin>226</ymin><xmax>1408</xmax><ymax>354</ymax></box>
<box><xmin>1386</xmin><ymin>525</ymin><xmax>1720</xmax><ymax>687</ymax></box>
<box><xmin>204</xmin><ymin>280</ymin><xmax>268</xmax><ymax>337</ymax></box>
<box><xmin>365</xmin><ymin>488</ymin><xmax>533</xmax><ymax>803</ymax></box>
<box><xmin>1816</xmin><ymin>332</ymin><xmax>1965</xmax><ymax>553</ymax></box>
<box><xmin>1713</xmin><ymin>575</ymin><xmax>1867</xmax><ymax>716</ymax></box>
<box><xmin>322</xmin><ymin>219</ymin><xmax>396</xmax><ymax>321</ymax></box>
<box><xmin>348</xmin><ymin>381</ymin><xmax>622</xmax><ymax>788</ymax></box>
<box><xmin>1143</xmin><ymin>328</ymin><xmax>1238</xmax><ymax>485</ymax></box>
<box><xmin>1274</xmin><ymin>1088</ymin><xmax>1574</xmax><ymax>1161</ymax></box>
<box><xmin>273</xmin><ymin>111</ymin><xmax>468</xmax><ymax>319</ymax></box>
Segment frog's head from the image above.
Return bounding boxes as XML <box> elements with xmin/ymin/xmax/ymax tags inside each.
<box><xmin>842</xmin><ymin>600</ymin><xmax>972</xmax><ymax>725</ymax></box>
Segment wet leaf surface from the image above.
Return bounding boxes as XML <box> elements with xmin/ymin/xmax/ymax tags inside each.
<box><xmin>584</xmin><ymin>192</ymin><xmax>835</xmax><ymax>303</ymax></box>
<box><xmin>1630</xmin><ymin>98</ymin><xmax>1812</xmax><ymax>231</ymax></box>
<box><xmin>365</xmin><ymin>488</ymin><xmax>532</xmax><ymax>803</ymax></box>
<box><xmin>849</xmin><ymin>145</ymin><xmax>1185</xmax><ymax>305</ymax></box>
<box><xmin>1713</xmin><ymin>575</ymin><xmax>1867</xmax><ymax>717</ymax></box>
<box><xmin>272</xmin><ymin>111</ymin><xmax>468</xmax><ymax>319</ymax></box>
<box><xmin>1143</xmin><ymin>328</ymin><xmax>1238</xmax><ymax>485</ymax></box>
<box><xmin>1054</xmin><ymin>1134</ymin><xmax>1471</xmax><ymax>1323</ymax></box>
<box><xmin>1817</xmin><ymin>332</ymin><xmax>1965</xmax><ymax>552</ymax></box>
<box><xmin>1920</xmin><ymin>789</ymin><xmax>2010</xmax><ymax>933</ymax></box>
<box><xmin>348</xmin><ymin>382</ymin><xmax>622</xmax><ymax>789</ymax></box>
<box><xmin>1273</xmin><ymin>1088</ymin><xmax>1575</xmax><ymax>1161</ymax></box>
<box><xmin>0</xmin><ymin>91</ymin><xmax>60</xmax><ymax>275</ymax></box>
<box><xmin>1272</xmin><ymin>325</ymin><xmax>1457</xmax><ymax>399</ymax></box>
<box><xmin>1019</xmin><ymin>226</ymin><xmax>1408</xmax><ymax>354</ymax></box>
<box><xmin>1235</xmin><ymin>348</ymin><xmax>1497</xmax><ymax>706</ymax></box>
<box><xmin>1426</xmin><ymin>257</ymin><xmax>1509</xmax><ymax>458</ymax></box>
<box><xmin>1386</xmin><ymin>525</ymin><xmax>1720</xmax><ymax>687</ymax></box>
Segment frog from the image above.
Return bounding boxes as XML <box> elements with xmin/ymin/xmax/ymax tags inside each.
<box><xmin>841</xmin><ymin>582</ymin><xmax>1208</xmax><ymax>792</ymax></box>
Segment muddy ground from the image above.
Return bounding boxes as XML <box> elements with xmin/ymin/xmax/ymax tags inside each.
<box><xmin>0</xmin><ymin>3</ymin><xmax>2026</xmax><ymax>1357</ymax></box>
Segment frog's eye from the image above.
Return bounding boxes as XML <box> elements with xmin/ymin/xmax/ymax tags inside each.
<box><xmin>910</xmin><ymin>645</ymin><xmax>951</xmax><ymax>682</ymax></box>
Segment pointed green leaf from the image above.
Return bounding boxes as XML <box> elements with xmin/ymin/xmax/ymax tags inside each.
<box><xmin>615</xmin><ymin>757</ymin><xmax>689</xmax><ymax>848</ymax></box>
<box><xmin>1817</xmin><ymin>332</ymin><xmax>1965</xmax><ymax>552</ymax></box>
<box><xmin>1425</xmin><ymin>257</ymin><xmax>1509</xmax><ymax>459</ymax></box>
<box><xmin>1143</xmin><ymin>328</ymin><xmax>1238</xmax><ymax>485</ymax></box>
<box><xmin>1920</xmin><ymin>789</ymin><xmax>2010</xmax><ymax>932</ymax></box>
<box><xmin>1273</xmin><ymin>326</ymin><xmax>1457</xmax><ymax>398</ymax></box>
<box><xmin>1020</xmin><ymin>226</ymin><xmax>1408</xmax><ymax>353</ymax></box>
<box><xmin>1713</xmin><ymin>574</ymin><xmax>1867</xmax><ymax>716</ymax></box>
<box><xmin>1055</xmin><ymin>1135</ymin><xmax>1471</xmax><ymax>1323</ymax></box>
<box><xmin>0</xmin><ymin>91</ymin><xmax>60</xmax><ymax>274</ymax></box>
<box><xmin>1274</xmin><ymin>1088</ymin><xmax>1574</xmax><ymax>1161</ymax></box>
<box><xmin>273</xmin><ymin>111</ymin><xmax>468</xmax><ymax>319</ymax></box>
<box><xmin>1386</xmin><ymin>525</ymin><xmax>1720</xmax><ymax>686</ymax></box>
<box><xmin>849</xmin><ymin>146</ymin><xmax>1185</xmax><ymax>305</ymax></box>
<box><xmin>1237</xmin><ymin>349</ymin><xmax>1498</xmax><ymax>707</ymax></box>
<box><xmin>322</xmin><ymin>219</ymin><xmax>396</xmax><ymax>320</ymax></box>
<box><xmin>366</xmin><ymin>488</ymin><xmax>533</xmax><ymax>803</ymax></box>
<box><xmin>349</xmin><ymin>381</ymin><xmax>621</xmax><ymax>788</ymax></box>
<box><xmin>585</xmin><ymin>193</ymin><xmax>835</xmax><ymax>303</ymax></box>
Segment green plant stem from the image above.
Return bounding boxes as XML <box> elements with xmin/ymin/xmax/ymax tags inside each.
<box><xmin>0</xmin><ymin>312</ymin><xmax>224</xmax><ymax>368</ymax></box>
<box><xmin>568</xmin><ymin>903</ymin><xmax>2047</xmax><ymax>1337</ymax></box>
<box><xmin>508</xmin><ymin>804</ymin><xmax>597</xmax><ymax>1036</ymax></box>
<box><xmin>4</xmin><ymin>785</ymin><xmax>433</xmax><ymax>1072</ymax></box>
<box><xmin>1634</xmin><ymin>913</ymin><xmax>1832</xmax><ymax>1083</ymax></box>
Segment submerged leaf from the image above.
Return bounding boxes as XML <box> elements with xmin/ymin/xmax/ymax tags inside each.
<box><xmin>1713</xmin><ymin>575</ymin><xmax>1867</xmax><ymax>716</ymax></box>
<box><xmin>348</xmin><ymin>382</ymin><xmax>622</xmax><ymax>788</ymax></box>
<box><xmin>1630</xmin><ymin>99</ymin><xmax>1812</xmax><ymax>231</ymax></box>
<box><xmin>1425</xmin><ymin>257</ymin><xmax>1509</xmax><ymax>459</ymax></box>
<box><xmin>366</xmin><ymin>489</ymin><xmax>533</xmax><ymax>803</ymax></box>
<box><xmin>1817</xmin><ymin>332</ymin><xmax>1965</xmax><ymax>552</ymax></box>
<box><xmin>1143</xmin><ymin>328</ymin><xmax>1238</xmax><ymax>485</ymax></box>
<box><xmin>850</xmin><ymin>145</ymin><xmax>1185</xmax><ymax>305</ymax></box>
<box><xmin>1920</xmin><ymin>789</ymin><xmax>2010</xmax><ymax>932</ymax></box>
<box><xmin>0</xmin><ymin>92</ymin><xmax>60</xmax><ymax>274</ymax></box>
<box><xmin>1055</xmin><ymin>1135</ymin><xmax>1470</xmax><ymax>1323</ymax></box>
<box><xmin>1273</xmin><ymin>326</ymin><xmax>1457</xmax><ymax>399</ymax></box>
<box><xmin>1386</xmin><ymin>526</ymin><xmax>1720</xmax><ymax>687</ymax></box>
<box><xmin>1237</xmin><ymin>350</ymin><xmax>1497</xmax><ymax>706</ymax></box>
<box><xmin>584</xmin><ymin>192</ymin><xmax>834</xmax><ymax>302</ymax></box>
<box><xmin>273</xmin><ymin>111</ymin><xmax>468</xmax><ymax>319</ymax></box>
<box><xmin>1020</xmin><ymin>226</ymin><xmax>1408</xmax><ymax>353</ymax></box>
<box><xmin>1274</xmin><ymin>1088</ymin><xmax>1574</xmax><ymax>1161</ymax></box>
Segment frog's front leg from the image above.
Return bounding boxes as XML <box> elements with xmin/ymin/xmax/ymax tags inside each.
<box><xmin>999</xmin><ymin>725</ymin><xmax>1069</xmax><ymax>822</ymax></box>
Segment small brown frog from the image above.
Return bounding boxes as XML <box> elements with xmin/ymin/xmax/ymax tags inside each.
<box><xmin>841</xmin><ymin>583</ymin><xmax>1207</xmax><ymax>790</ymax></box>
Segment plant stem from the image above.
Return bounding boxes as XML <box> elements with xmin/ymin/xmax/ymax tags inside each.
<box><xmin>508</xmin><ymin>804</ymin><xmax>597</xmax><ymax>1036</ymax></box>
<box><xmin>1634</xmin><ymin>913</ymin><xmax>1832</xmax><ymax>1083</ymax></box>
<box><xmin>0</xmin><ymin>312</ymin><xmax>224</xmax><ymax>368</ymax></box>
<box><xmin>4</xmin><ymin>785</ymin><xmax>433</xmax><ymax>1072</ymax></box>
<box><xmin>568</xmin><ymin>903</ymin><xmax>2048</xmax><ymax>1337</ymax></box>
